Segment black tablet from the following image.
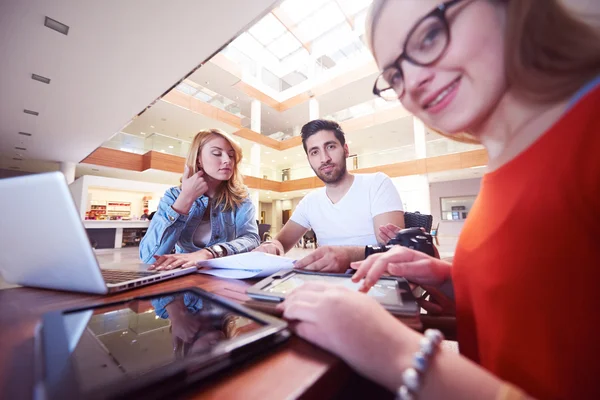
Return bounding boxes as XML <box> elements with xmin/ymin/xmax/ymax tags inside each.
<box><xmin>34</xmin><ymin>287</ymin><xmax>289</xmax><ymax>400</ymax></box>
<box><xmin>246</xmin><ymin>269</ymin><xmax>419</xmax><ymax>317</ymax></box>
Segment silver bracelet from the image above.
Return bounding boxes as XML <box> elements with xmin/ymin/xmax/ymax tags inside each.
<box><xmin>396</xmin><ymin>329</ymin><xmax>444</xmax><ymax>400</ymax></box>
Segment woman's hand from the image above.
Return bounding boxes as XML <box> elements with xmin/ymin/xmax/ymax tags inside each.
<box><xmin>277</xmin><ymin>282</ymin><xmax>420</xmax><ymax>392</ymax></box>
<box><xmin>173</xmin><ymin>165</ymin><xmax>208</xmax><ymax>214</ymax></box>
<box><xmin>352</xmin><ymin>245</ymin><xmax>451</xmax><ymax>289</ymax></box>
<box><xmin>149</xmin><ymin>249</ymin><xmax>213</xmax><ymax>271</ymax></box>
<box><xmin>351</xmin><ymin>246</ymin><xmax>455</xmax><ymax>315</ymax></box>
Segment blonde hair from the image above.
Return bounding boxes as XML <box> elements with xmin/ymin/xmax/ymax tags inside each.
<box><xmin>366</xmin><ymin>0</ymin><xmax>600</xmax><ymax>143</ymax></box>
<box><xmin>185</xmin><ymin>129</ymin><xmax>247</xmax><ymax>212</ymax></box>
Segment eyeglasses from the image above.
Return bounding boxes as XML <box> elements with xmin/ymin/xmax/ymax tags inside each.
<box><xmin>373</xmin><ymin>0</ymin><xmax>471</xmax><ymax>101</ymax></box>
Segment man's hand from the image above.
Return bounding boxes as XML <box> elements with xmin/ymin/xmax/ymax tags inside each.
<box><xmin>294</xmin><ymin>246</ymin><xmax>352</xmax><ymax>273</ymax></box>
<box><xmin>149</xmin><ymin>249</ymin><xmax>213</xmax><ymax>271</ymax></box>
<box><xmin>252</xmin><ymin>240</ymin><xmax>284</xmax><ymax>256</ymax></box>
<box><xmin>379</xmin><ymin>223</ymin><xmax>402</xmax><ymax>244</ymax></box>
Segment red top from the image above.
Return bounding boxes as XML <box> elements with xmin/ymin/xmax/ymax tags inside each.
<box><xmin>452</xmin><ymin>85</ymin><xmax>600</xmax><ymax>399</ymax></box>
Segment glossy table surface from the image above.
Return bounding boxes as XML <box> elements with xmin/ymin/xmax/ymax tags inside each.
<box><xmin>0</xmin><ymin>274</ymin><xmax>360</xmax><ymax>400</ymax></box>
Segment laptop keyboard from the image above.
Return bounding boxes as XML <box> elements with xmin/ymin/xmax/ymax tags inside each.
<box><xmin>101</xmin><ymin>269</ymin><xmax>159</xmax><ymax>284</ymax></box>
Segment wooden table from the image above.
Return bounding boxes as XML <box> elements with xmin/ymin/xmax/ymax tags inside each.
<box><xmin>0</xmin><ymin>275</ymin><xmax>393</xmax><ymax>399</ymax></box>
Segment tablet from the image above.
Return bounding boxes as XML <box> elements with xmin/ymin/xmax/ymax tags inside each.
<box><xmin>34</xmin><ymin>288</ymin><xmax>289</xmax><ymax>400</ymax></box>
<box><xmin>246</xmin><ymin>269</ymin><xmax>419</xmax><ymax>317</ymax></box>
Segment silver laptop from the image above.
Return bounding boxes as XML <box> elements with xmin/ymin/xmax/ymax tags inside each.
<box><xmin>0</xmin><ymin>172</ymin><xmax>196</xmax><ymax>294</ymax></box>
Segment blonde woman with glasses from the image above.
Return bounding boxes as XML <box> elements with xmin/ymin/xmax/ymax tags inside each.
<box><xmin>277</xmin><ymin>1</ymin><xmax>600</xmax><ymax>398</ymax></box>
<box><xmin>140</xmin><ymin>129</ymin><xmax>259</xmax><ymax>269</ymax></box>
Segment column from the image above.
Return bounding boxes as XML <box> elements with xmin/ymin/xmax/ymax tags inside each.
<box><xmin>292</xmin><ymin>125</ymin><xmax>301</xmax><ymax>137</ymax></box>
<box><xmin>409</xmin><ymin>117</ymin><xmax>431</xmax><ymax>214</ymax></box>
<box><xmin>249</xmin><ymin>142</ymin><xmax>261</xmax><ymax>213</ymax></box>
<box><xmin>413</xmin><ymin>117</ymin><xmax>427</xmax><ymax>159</ymax></box>
<box><xmin>309</xmin><ymin>97</ymin><xmax>319</xmax><ymax>121</ymax></box>
<box><xmin>251</xmin><ymin>99</ymin><xmax>261</xmax><ymax>133</ymax></box>
<box><xmin>250</xmin><ymin>190</ymin><xmax>260</xmax><ymax>224</ymax></box>
<box><xmin>60</xmin><ymin>161</ymin><xmax>76</xmax><ymax>184</ymax></box>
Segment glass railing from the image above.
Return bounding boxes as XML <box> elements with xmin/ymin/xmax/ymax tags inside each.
<box><xmin>175</xmin><ymin>80</ymin><xmax>246</xmax><ymax>118</ymax></box>
<box><xmin>426</xmin><ymin>138</ymin><xmax>483</xmax><ymax>157</ymax></box>
<box><xmin>325</xmin><ymin>97</ymin><xmax>400</xmax><ymax>122</ymax></box>
<box><xmin>103</xmin><ymin>132</ymin><xmax>191</xmax><ymax>158</ymax></box>
<box><xmin>101</xmin><ymin>135</ymin><xmax>481</xmax><ymax>182</ymax></box>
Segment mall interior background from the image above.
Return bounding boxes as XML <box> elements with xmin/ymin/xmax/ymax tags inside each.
<box><xmin>0</xmin><ymin>0</ymin><xmax>490</xmax><ymax>255</ymax></box>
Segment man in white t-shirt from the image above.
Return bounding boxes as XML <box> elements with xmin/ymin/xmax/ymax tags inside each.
<box><xmin>253</xmin><ymin>119</ymin><xmax>405</xmax><ymax>272</ymax></box>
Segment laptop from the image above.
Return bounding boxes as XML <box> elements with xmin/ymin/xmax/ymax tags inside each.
<box><xmin>0</xmin><ymin>172</ymin><xmax>196</xmax><ymax>294</ymax></box>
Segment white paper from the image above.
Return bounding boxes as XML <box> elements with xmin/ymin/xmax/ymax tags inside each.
<box><xmin>196</xmin><ymin>252</ymin><xmax>295</xmax><ymax>279</ymax></box>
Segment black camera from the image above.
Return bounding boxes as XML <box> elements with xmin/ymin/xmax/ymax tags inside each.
<box><xmin>365</xmin><ymin>227</ymin><xmax>436</xmax><ymax>258</ymax></box>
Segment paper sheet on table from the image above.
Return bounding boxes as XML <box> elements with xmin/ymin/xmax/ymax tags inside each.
<box><xmin>196</xmin><ymin>252</ymin><xmax>295</xmax><ymax>279</ymax></box>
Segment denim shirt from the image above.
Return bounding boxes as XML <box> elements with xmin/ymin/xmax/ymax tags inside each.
<box><xmin>139</xmin><ymin>187</ymin><xmax>260</xmax><ymax>264</ymax></box>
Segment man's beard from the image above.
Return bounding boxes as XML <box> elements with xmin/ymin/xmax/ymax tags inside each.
<box><xmin>313</xmin><ymin>161</ymin><xmax>347</xmax><ymax>184</ymax></box>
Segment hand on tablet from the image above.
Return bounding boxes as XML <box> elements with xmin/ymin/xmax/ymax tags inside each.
<box><xmin>149</xmin><ymin>249</ymin><xmax>212</xmax><ymax>271</ymax></box>
<box><xmin>276</xmin><ymin>282</ymin><xmax>421</xmax><ymax>392</ymax></box>
<box><xmin>351</xmin><ymin>246</ymin><xmax>455</xmax><ymax>315</ymax></box>
<box><xmin>294</xmin><ymin>246</ymin><xmax>352</xmax><ymax>272</ymax></box>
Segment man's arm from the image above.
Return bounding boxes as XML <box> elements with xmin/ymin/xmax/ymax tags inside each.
<box><xmin>253</xmin><ymin>220</ymin><xmax>307</xmax><ymax>255</ymax></box>
<box><xmin>373</xmin><ymin>210</ymin><xmax>405</xmax><ymax>244</ymax></box>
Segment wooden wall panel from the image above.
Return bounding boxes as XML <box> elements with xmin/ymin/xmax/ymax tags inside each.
<box><xmin>243</xmin><ymin>176</ymin><xmax>282</xmax><ymax>191</ymax></box>
<box><xmin>85</xmin><ymin>147</ymin><xmax>487</xmax><ymax>195</ymax></box>
<box><xmin>81</xmin><ymin>147</ymin><xmax>143</xmax><ymax>171</ymax></box>
<box><xmin>233</xmin><ymin>128</ymin><xmax>282</xmax><ymax>150</ymax></box>
<box><xmin>425</xmin><ymin>153</ymin><xmax>462</xmax><ymax>173</ymax></box>
<box><xmin>278</xmin><ymin>92</ymin><xmax>311</xmax><ymax>112</ymax></box>
<box><xmin>355</xmin><ymin>159</ymin><xmax>427</xmax><ymax>177</ymax></box>
<box><xmin>459</xmin><ymin>149</ymin><xmax>488</xmax><ymax>168</ymax></box>
<box><xmin>233</xmin><ymin>81</ymin><xmax>280</xmax><ymax>110</ymax></box>
<box><xmin>280</xmin><ymin>177</ymin><xmax>324</xmax><ymax>192</ymax></box>
<box><xmin>143</xmin><ymin>151</ymin><xmax>185</xmax><ymax>174</ymax></box>
<box><xmin>279</xmin><ymin>136</ymin><xmax>303</xmax><ymax>151</ymax></box>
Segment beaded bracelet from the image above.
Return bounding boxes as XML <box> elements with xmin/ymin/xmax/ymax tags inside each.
<box><xmin>396</xmin><ymin>329</ymin><xmax>444</xmax><ymax>400</ymax></box>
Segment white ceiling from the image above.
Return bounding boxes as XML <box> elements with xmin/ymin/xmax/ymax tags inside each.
<box><xmin>0</xmin><ymin>0</ymin><xmax>277</xmax><ymax>169</ymax></box>
<box><xmin>122</xmin><ymin>100</ymin><xmax>237</xmax><ymax>140</ymax></box>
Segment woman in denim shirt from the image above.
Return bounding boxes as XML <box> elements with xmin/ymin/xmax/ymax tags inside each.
<box><xmin>140</xmin><ymin>128</ymin><xmax>260</xmax><ymax>269</ymax></box>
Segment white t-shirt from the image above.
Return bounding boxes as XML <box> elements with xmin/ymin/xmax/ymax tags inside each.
<box><xmin>290</xmin><ymin>173</ymin><xmax>403</xmax><ymax>246</ymax></box>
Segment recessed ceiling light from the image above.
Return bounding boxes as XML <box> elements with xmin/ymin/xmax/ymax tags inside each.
<box><xmin>302</xmin><ymin>192</ymin><xmax>307</xmax><ymax>194</ymax></box>
<box><xmin>150</xmin><ymin>125</ymin><xmax>155</xmax><ymax>128</ymax></box>
<box><xmin>347</xmin><ymin>141</ymin><xmax>352</xmax><ymax>144</ymax></box>
<box><xmin>31</xmin><ymin>74</ymin><xmax>51</xmax><ymax>84</ymax></box>
<box><xmin>24</xmin><ymin>109</ymin><xmax>39</xmax><ymax>116</ymax></box>
<box><xmin>18</xmin><ymin>132</ymin><xmax>32</xmax><ymax>136</ymax></box>
<box><xmin>205</xmin><ymin>81</ymin><xmax>209</xmax><ymax>85</ymax></box>
<box><xmin>284</xmin><ymin>157</ymin><xmax>287</xmax><ymax>159</ymax></box>
<box><xmin>267</xmin><ymin>196</ymin><xmax>271</xmax><ymax>199</ymax></box>
<box><xmin>15</xmin><ymin>146</ymin><xmax>26</xmax><ymax>151</ymax></box>
<box><xmin>265</xmin><ymin>151</ymin><xmax>271</xmax><ymax>154</ymax></box>
<box><xmin>168</xmin><ymin>145</ymin><xmax>174</xmax><ymax>148</ymax></box>
<box><xmin>140</xmin><ymin>132</ymin><xmax>146</xmax><ymax>135</ymax></box>
<box><xmin>271</xmin><ymin>160</ymin><xmax>275</xmax><ymax>162</ymax></box>
<box><xmin>160</xmin><ymin>149</ymin><xmax>165</xmax><ymax>152</ymax></box>
<box><xmin>44</xmin><ymin>16</ymin><xmax>69</xmax><ymax>35</ymax></box>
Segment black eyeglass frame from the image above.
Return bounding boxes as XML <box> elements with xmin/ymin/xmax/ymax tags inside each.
<box><xmin>372</xmin><ymin>0</ymin><xmax>466</xmax><ymax>100</ymax></box>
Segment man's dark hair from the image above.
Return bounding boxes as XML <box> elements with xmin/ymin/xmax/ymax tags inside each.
<box><xmin>300</xmin><ymin>119</ymin><xmax>346</xmax><ymax>153</ymax></box>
